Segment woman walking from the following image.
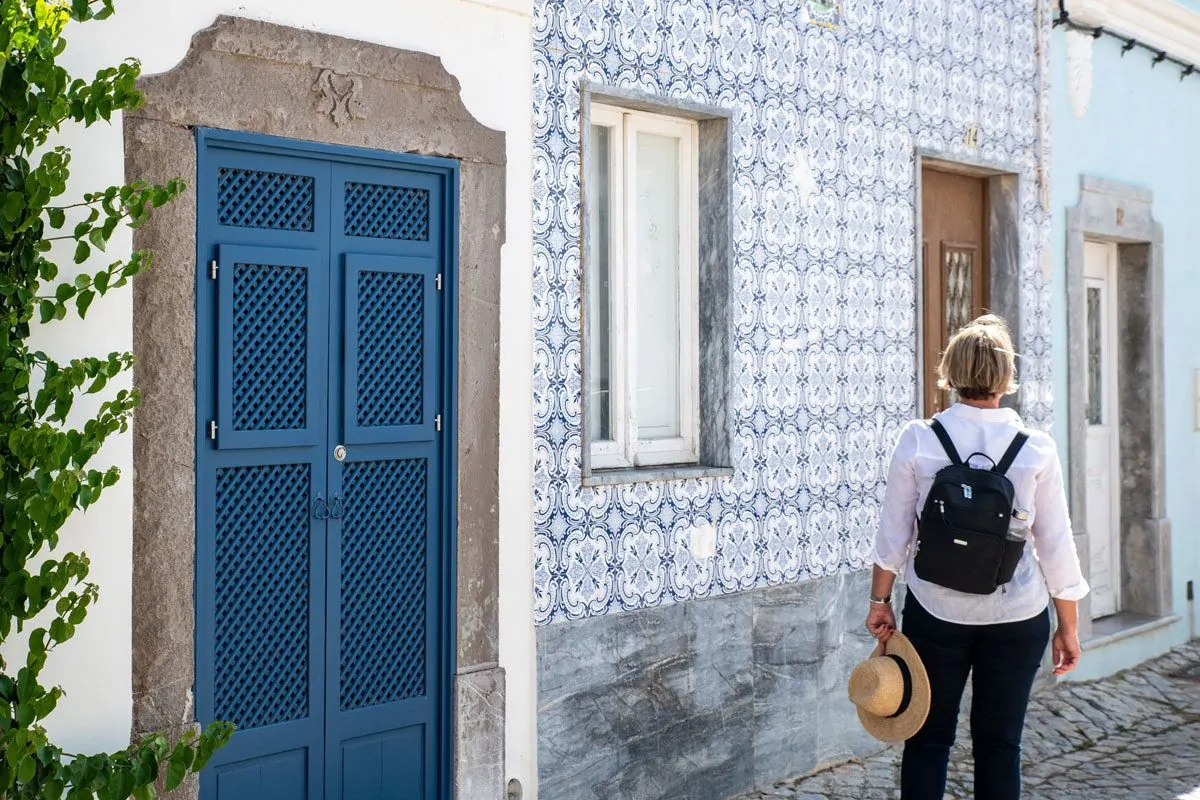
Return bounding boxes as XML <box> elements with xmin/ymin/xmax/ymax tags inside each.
<box><xmin>864</xmin><ymin>315</ymin><xmax>1088</xmax><ymax>799</ymax></box>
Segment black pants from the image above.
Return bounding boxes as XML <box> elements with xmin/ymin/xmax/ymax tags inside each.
<box><xmin>900</xmin><ymin>591</ymin><xmax>1050</xmax><ymax>800</ymax></box>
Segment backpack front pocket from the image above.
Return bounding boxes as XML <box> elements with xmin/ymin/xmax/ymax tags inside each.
<box><xmin>914</xmin><ymin>518</ymin><xmax>1006</xmax><ymax>595</ymax></box>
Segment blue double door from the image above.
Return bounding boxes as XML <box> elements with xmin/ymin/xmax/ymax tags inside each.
<box><xmin>194</xmin><ymin>131</ymin><xmax>455</xmax><ymax>800</ymax></box>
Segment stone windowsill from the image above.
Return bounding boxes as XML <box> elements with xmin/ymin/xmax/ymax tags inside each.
<box><xmin>581</xmin><ymin>464</ymin><xmax>734</xmax><ymax>487</ymax></box>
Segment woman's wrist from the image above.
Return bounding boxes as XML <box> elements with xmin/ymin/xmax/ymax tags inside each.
<box><xmin>869</xmin><ymin>565</ymin><xmax>896</xmax><ymax>605</ymax></box>
<box><xmin>1052</xmin><ymin>598</ymin><xmax>1080</xmax><ymax>635</ymax></box>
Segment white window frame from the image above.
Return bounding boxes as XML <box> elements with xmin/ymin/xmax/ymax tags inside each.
<box><xmin>586</xmin><ymin>102</ymin><xmax>701</xmax><ymax>470</ymax></box>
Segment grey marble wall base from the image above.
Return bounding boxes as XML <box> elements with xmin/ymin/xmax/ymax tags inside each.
<box><xmin>537</xmin><ymin>571</ymin><xmax>882</xmax><ymax>800</ymax></box>
<box><xmin>456</xmin><ymin>667</ymin><xmax>506</xmax><ymax>800</ymax></box>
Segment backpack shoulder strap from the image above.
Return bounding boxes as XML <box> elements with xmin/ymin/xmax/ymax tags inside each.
<box><xmin>927</xmin><ymin>419</ymin><xmax>963</xmax><ymax>466</ymax></box>
<box><xmin>993</xmin><ymin>430</ymin><xmax>1030</xmax><ymax>476</ymax></box>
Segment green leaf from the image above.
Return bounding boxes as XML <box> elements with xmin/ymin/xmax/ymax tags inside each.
<box><xmin>73</xmin><ymin>240</ymin><xmax>90</xmax><ymax>264</ymax></box>
<box><xmin>17</xmin><ymin>754</ymin><xmax>35</xmax><ymax>783</ymax></box>
<box><xmin>76</xmin><ymin>290</ymin><xmax>95</xmax><ymax>319</ymax></box>
<box><xmin>4</xmin><ymin>192</ymin><xmax>24</xmax><ymax>223</ymax></box>
<box><xmin>48</xmin><ymin>207</ymin><xmax>65</xmax><ymax>229</ymax></box>
<box><xmin>164</xmin><ymin>748</ymin><xmax>191</xmax><ymax>791</ymax></box>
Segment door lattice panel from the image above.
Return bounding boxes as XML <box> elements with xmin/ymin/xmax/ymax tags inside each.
<box><xmin>232</xmin><ymin>262</ymin><xmax>308</xmax><ymax>431</ymax></box>
<box><xmin>339</xmin><ymin>459</ymin><xmax>428</xmax><ymax>710</ymax></box>
<box><xmin>214</xmin><ymin>463</ymin><xmax>312</xmax><ymax>730</ymax></box>
<box><xmin>218</xmin><ymin>167</ymin><xmax>315</xmax><ymax>231</ymax></box>
<box><xmin>344</xmin><ymin>182</ymin><xmax>430</xmax><ymax>240</ymax></box>
<box><xmin>356</xmin><ymin>271</ymin><xmax>424</xmax><ymax>427</ymax></box>
<box><xmin>944</xmin><ymin>249</ymin><xmax>974</xmax><ymax>340</ymax></box>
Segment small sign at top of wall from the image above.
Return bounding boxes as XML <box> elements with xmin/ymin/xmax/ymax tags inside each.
<box><xmin>965</xmin><ymin>127</ymin><xmax>980</xmax><ymax>149</ymax></box>
<box><xmin>1116</xmin><ymin>207</ymin><xmax>1125</xmax><ymax>226</ymax></box>
<box><xmin>805</xmin><ymin>0</ymin><xmax>842</xmax><ymax>29</ymax></box>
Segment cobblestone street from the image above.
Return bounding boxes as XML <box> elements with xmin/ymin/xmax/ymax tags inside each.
<box><xmin>736</xmin><ymin>640</ymin><xmax>1200</xmax><ymax>800</ymax></box>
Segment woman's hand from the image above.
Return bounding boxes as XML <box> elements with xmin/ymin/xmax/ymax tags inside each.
<box><xmin>1052</xmin><ymin>626</ymin><xmax>1081</xmax><ymax>676</ymax></box>
<box><xmin>866</xmin><ymin>602</ymin><xmax>897</xmax><ymax>643</ymax></box>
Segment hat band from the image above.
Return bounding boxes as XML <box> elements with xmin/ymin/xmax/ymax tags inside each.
<box><xmin>884</xmin><ymin>654</ymin><xmax>913</xmax><ymax>719</ymax></box>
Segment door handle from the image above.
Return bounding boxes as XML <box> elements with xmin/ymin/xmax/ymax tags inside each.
<box><xmin>313</xmin><ymin>494</ymin><xmax>329</xmax><ymax>520</ymax></box>
<box><xmin>329</xmin><ymin>494</ymin><xmax>345</xmax><ymax>520</ymax></box>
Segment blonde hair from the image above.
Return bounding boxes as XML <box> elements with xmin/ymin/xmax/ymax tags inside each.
<box><xmin>937</xmin><ymin>314</ymin><xmax>1019</xmax><ymax>400</ymax></box>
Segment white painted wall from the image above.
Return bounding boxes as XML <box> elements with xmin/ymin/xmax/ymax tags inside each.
<box><xmin>30</xmin><ymin>0</ymin><xmax>536</xmax><ymax>792</ymax></box>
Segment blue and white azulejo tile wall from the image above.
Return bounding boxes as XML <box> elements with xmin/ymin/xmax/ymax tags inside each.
<box><xmin>532</xmin><ymin>0</ymin><xmax>1055</xmax><ymax>626</ymax></box>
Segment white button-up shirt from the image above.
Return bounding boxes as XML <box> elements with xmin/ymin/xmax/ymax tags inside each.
<box><xmin>873</xmin><ymin>403</ymin><xmax>1090</xmax><ymax>625</ymax></box>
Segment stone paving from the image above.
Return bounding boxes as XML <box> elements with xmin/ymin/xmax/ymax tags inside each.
<box><xmin>735</xmin><ymin>640</ymin><xmax>1200</xmax><ymax>800</ymax></box>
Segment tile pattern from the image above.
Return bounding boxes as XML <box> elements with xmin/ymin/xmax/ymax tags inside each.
<box><xmin>533</xmin><ymin>0</ymin><xmax>1055</xmax><ymax>625</ymax></box>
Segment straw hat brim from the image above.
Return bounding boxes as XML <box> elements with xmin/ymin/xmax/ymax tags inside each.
<box><xmin>855</xmin><ymin>631</ymin><xmax>931</xmax><ymax>743</ymax></box>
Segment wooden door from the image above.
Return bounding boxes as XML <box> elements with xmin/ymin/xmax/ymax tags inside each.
<box><xmin>920</xmin><ymin>168</ymin><xmax>989</xmax><ymax>417</ymax></box>
<box><xmin>196</xmin><ymin>132</ymin><xmax>455</xmax><ymax>800</ymax></box>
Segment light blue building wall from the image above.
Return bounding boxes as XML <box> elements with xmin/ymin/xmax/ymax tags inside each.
<box><xmin>1050</xmin><ymin>11</ymin><xmax>1200</xmax><ymax>679</ymax></box>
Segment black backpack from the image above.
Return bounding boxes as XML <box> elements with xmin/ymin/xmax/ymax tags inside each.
<box><xmin>913</xmin><ymin>419</ymin><xmax>1029</xmax><ymax>595</ymax></box>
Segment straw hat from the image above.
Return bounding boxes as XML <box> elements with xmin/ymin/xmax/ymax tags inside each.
<box><xmin>847</xmin><ymin>631</ymin><xmax>931</xmax><ymax>743</ymax></box>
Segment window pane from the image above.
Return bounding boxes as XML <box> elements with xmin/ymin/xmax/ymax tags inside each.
<box><xmin>1087</xmin><ymin>285</ymin><xmax>1102</xmax><ymax>425</ymax></box>
<box><xmin>635</xmin><ymin>131</ymin><xmax>681</xmax><ymax>441</ymax></box>
<box><xmin>588</xmin><ymin>124</ymin><xmax>613</xmax><ymax>442</ymax></box>
<box><xmin>944</xmin><ymin>249</ymin><xmax>974</xmax><ymax>340</ymax></box>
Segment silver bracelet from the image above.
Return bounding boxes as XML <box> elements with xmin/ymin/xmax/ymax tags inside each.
<box><xmin>869</xmin><ymin>594</ymin><xmax>892</xmax><ymax>605</ymax></box>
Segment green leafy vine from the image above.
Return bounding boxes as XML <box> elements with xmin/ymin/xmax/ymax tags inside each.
<box><xmin>0</xmin><ymin>1</ymin><xmax>232</xmax><ymax>797</ymax></box>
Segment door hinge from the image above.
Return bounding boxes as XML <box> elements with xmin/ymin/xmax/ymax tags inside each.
<box><xmin>434</xmin><ymin>414</ymin><xmax>443</xmax><ymax>432</ymax></box>
<box><xmin>208</xmin><ymin>420</ymin><xmax>218</xmax><ymax>441</ymax></box>
<box><xmin>436</xmin><ymin>273</ymin><xmax>443</xmax><ymax>291</ymax></box>
<box><xmin>209</xmin><ymin>260</ymin><xmax>218</xmax><ymax>279</ymax></box>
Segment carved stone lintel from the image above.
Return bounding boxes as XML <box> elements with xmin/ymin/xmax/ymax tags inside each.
<box><xmin>312</xmin><ymin>68</ymin><xmax>366</xmax><ymax>126</ymax></box>
<box><xmin>1065</xmin><ymin>29</ymin><xmax>1094</xmax><ymax>120</ymax></box>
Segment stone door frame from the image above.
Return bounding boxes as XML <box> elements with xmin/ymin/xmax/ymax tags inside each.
<box><xmin>1065</xmin><ymin>176</ymin><xmax>1171</xmax><ymax>639</ymax></box>
<box><xmin>124</xmin><ymin>16</ymin><xmax>505</xmax><ymax>798</ymax></box>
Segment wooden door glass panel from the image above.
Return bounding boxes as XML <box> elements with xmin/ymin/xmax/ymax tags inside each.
<box><xmin>943</xmin><ymin>246</ymin><xmax>976</xmax><ymax>341</ymax></box>
<box><xmin>1086</xmin><ymin>285</ymin><xmax>1103</xmax><ymax>425</ymax></box>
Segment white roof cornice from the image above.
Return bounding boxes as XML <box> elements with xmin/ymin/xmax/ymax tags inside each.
<box><xmin>1063</xmin><ymin>0</ymin><xmax>1200</xmax><ymax>66</ymax></box>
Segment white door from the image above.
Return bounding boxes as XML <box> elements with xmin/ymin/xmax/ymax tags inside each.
<box><xmin>1084</xmin><ymin>241</ymin><xmax>1120</xmax><ymax>618</ymax></box>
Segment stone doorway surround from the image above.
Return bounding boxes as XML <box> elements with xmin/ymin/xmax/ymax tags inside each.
<box><xmin>1065</xmin><ymin>176</ymin><xmax>1171</xmax><ymax>642</ymax></box>
<box><xmin>124</xmin><ymin>16</ymin><xmax>506</xmax><ymax>799</ymax></box>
